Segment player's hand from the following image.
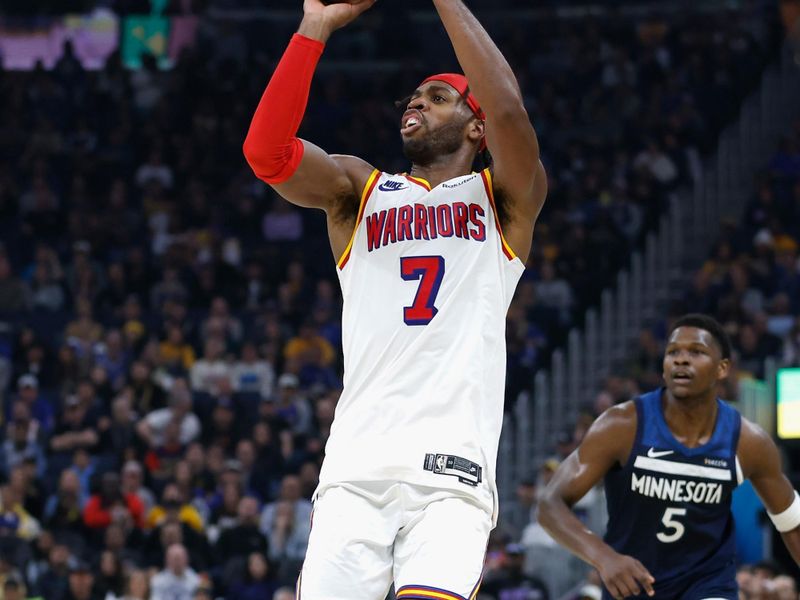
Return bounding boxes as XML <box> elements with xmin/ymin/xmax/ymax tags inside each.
<box><xmin>303</xmin><ymin>0</ymin><xmax>376</xmax><ymax>34</ymax></box>
<box><xmin>596</xmin><ymin>552</ymin><xmax>655</xmax><ymax>598</ymax></box>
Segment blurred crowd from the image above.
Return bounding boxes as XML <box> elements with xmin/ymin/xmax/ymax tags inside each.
<box><xmin>0</xmin><ymin>1</ymin><xmax>789</xmax><ymax>599</ymax></box>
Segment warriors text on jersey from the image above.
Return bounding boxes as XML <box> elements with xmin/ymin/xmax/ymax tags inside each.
<box><xmin>603</xmin><ymin>389</ymin><xmax>743</xmax><ymax>599</ymax></box>
<box><xmin>317</xmin><ymin>168</ymin><xmax>524</xmax><ymax>520</ymax></box>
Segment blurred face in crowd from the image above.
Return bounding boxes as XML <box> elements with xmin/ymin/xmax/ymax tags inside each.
<box><xmin>59</xmin><ymin>469</ymin><xmax>80</xmax><ymax>497</ymax></box>
<box><xmin>280</xmin><ymin>476</ymin><xmax>301</xmax><ymax>502</ymax></box>
<box><xmin>166</xmin><ymin>543</ymin><xmax>189</xmax><ymax>575</ymax></box>
<box><xmin>18</xmin><ymin>382</ymin><xmax>37</xmax><ymax>402</ymax></box>
<box><xmin>174</xmin><ymin>460</ymin><xmax>192</xmax><ymax>487</ymax></box>
<box><xmin>122</xmin><ymin>463</ymin><xmax>143</xmax><ymax>492</ymax></box>
<box><xmin>105</xmin><ymin>523</ymin><xmax>126</xmax><ymax>551</ymax></box>
<box><xmin>112</xmin><ymin>394</ymin><xmax>132</xmax><ymax>423</ymax></box>
<box><xmin>248</xmin><ymin>552</ymin><xmax>269</xmax><ymax>580</ymax></box>
<box><xmin>100</xmin><ymin>550</ymin><xmax>119</xmax><ymax>578</ymax></box>
<box><xmin>662</xmin><ymin>326</ymin><xmax>728</xmax><ymax>401</ymax></box>
<box><xmin>185</xmin><ymin>443</ymin><xmax>205</xmax><ymax>471</ymax></box>
<box><xmin>238</xmin><ymin>496</ymin><xmax>260</xmax><ymax>525</ymax></box>
<box><xmin>236</xmin><ymin>440</ymin><xmax>256</xmax><ymax>469</ymax></box>
<box><xmin>126</xmin><ymin>570</ymin><xmax>149</xmax><ymax>598</ymax></box>
<box><xmin>49</xmin><ymin>544</ymin><xmax>70</xmax><ymax>568</ymax></box>
<box><xmin>160</xmin><ymin>522</ymin><xmax>183</xmax><ymax>549</ymax></box>
<box><xmin>101</xmin><ymin>472</ymin><xmax>122</xmax><ymax>501</ymax></box>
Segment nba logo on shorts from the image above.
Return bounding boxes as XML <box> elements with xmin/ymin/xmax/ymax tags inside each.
<box><xmin>435</xmin><ymin>455</ymin><xmax>446</xmax><ymax>473</ymax></box>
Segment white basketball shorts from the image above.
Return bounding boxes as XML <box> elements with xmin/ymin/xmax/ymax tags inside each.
<box><xmin>298</xmin><ymin>481</ymin><xmax>491</xmax><ymax>600</ymax></box>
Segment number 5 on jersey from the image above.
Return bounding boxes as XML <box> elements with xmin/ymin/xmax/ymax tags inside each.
<box><xmin>400</xmin><ymin>256</ymin><xmax>445</xmax><ymax>326</ymax></box>
<box><xmin>657</xmin><ymin>507</ymin><xmax>687</xmax><ymax>543</ymax></box>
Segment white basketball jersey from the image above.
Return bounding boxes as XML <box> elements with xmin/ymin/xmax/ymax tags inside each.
<box><xmin>318</xmin><ymin>168</ymin><xmax>525</xmax><ymax>520</ymax></box>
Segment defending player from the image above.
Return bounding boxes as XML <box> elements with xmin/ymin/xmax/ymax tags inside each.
<box><xmin>243</xmin><ymin>0</ymin><xmax>546</xmax><ymax>598</ymax></box>
<box><xmin>539</xmin><ymin>314</ymin><xmax>800</xmax><ymax>599</ymax></box>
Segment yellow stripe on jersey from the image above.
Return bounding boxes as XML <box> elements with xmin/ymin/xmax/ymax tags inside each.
<box><xmin>403</xmin><ymin>174</ymin><xmax>432</xmax><ymax>191</ymax></box>
<box><xmin>480</xmin><ymin>168</ymin><xmax>518</xmax><ymax>261</ymax></box>
<box><xmin>337</xmin><ymin>169</ymin><xmax>381</xmax><ymax>269</ymax></box>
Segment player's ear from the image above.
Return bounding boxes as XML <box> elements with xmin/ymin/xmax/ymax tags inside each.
<box><xmin>468</xmin><ymin>118</ymin><xmax>485</xmax><ymax>146</ymax></box>
<box><xmin>717</xmin><ymin>357</ymin><xmax>730</xmax><ymax>381</ymax></box>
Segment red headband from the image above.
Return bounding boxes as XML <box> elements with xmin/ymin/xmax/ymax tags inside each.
<box><xmin>420</xmin><ymin>73</ymin><xmax>487</xmax><ymax>151</ymax></box>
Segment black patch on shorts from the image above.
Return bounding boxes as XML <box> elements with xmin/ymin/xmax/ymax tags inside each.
<box><xmin>423</xmin><ymin>453</ymin><xmax>482</xmax><ymax>487</ymax></box>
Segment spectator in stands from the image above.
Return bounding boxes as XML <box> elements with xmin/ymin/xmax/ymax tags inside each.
<box><xmin>0</xmin><ymin>482</ymin><xmax>40</xmax><ymax>541</ymax></box>
<box><xmin>150</xmin><ymin>543</ymin><xmax>200</xmax><ymax>600</ymax></box>
<box><xmin>147</xmin><ymin>482</ymin><xmax>205</xmax><ymax>533</ymax></box>
<box><xmin>231</xmin><ymin>340</ymin><xmax>274</xmax><ymax>400</ymax></box>
<box><xmin>63</xmin><ymin>560</ymin><xmax>100</xmax><ymax>600</ymax></box>
<box><xmin>121</xmin><ymin>569</ymin><xmax>150</xmax><ymax>600</ymax></box>
<box><xmin>10</xmin><ymin>373</ymin><xmax>54</xmax><ymax>433</ymax></box>
<box><xmin>214</xmin><ymin>496</ymin><xmax>268</xmax><ymax>570</ymax></box>
<box><xmin>227</xmin><ymin>552</ymin><xmax>278</xmax><ymax>600</ymax></box>
<box><xmin>272</xmin><ymin>374</ymin><xmax>312</xmax><ymax>437</ymax></box>
<box><xmin>189</xmin><ymin>338</ymin><xmax>230</xmax><ymax>395</ymax></box>
<box><xmin>159</xmin><ymin>324</ymin><xmax>196</xmax><ymax>374</ymax></box>
<box><xmin>49</xmin><ymin>394</ymin><xmax>99</xmax><ymax>470</ymax></box>
<box><xmin>43</xmin><ymin>468</ymin><xmax>85</xmax><ymax>533</ymax></box>
<box><xmin>136</xmin><ymin>378</ymin><xmax>201</xmax><ymax>448</ymax></box>
<box><xmin>35</xmin><ymin>542</ymin><xmax>73</xmax><ymax>600</ymax></box>
<box><xmin>83</xmin><ymin>471</ymin><xmax>144</xmax><ymax>532</ymax></box>
<box><xmin>259</xmin><ymin>476</ymin><xmax>310</xmax><ymax>578</ymax></box>
<box><xmin>1</xmin><ymin>412</ymin><xmax>46</xmax><ymax>479</ymax></box>
<box><xmin>120</xmin><ymin>460</ymin><xmax>155</xmax><ymax>516</ymax></box>
<box><xmin>94</xmin><ymin>550</ymin><xmax>124</xmax><ymax>599</ymax></box>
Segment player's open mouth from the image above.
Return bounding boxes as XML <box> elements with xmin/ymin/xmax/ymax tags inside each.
<box><xmin>401</xmin><ymin>111</ymin><xmax>423</xmax><ymax>135</ymax></box>
<box><xmin>672</xmin><ymin>372</ymin><xmax>693</xmax><ymax>382</ymax></box>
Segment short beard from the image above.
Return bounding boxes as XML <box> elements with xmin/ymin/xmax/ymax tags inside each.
<box><xmin>402</xmin><ymin>116</ymin><xmax>470</xmax><ymax>166</ymax></box>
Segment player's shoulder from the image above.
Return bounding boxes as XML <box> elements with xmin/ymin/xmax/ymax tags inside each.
<box><xmin>737</xmin><ymin>415</ymin><xmax>782</xmax><ymax>479</ymax></box>
<box><xmin>580</xmin><ymin>401</ymin><xmax>638</xmax><ymax>465</ymax></box>
<box><xmin>586</xmin><ymin>401</ymin><xmax>638</xmax><ymax>441</ymax></box>
<box><xmin>737</xmin><ymin>415</ymin><xmax>775</xmax><ymax>454</ymax></box>
<box><xmin>330</xmin><ymin>154</ymin><xmax>378</xmax><ymax>188</ymax></box>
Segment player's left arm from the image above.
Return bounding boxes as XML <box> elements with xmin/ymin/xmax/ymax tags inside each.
<box><xmin>739</xmin><ymin>418</ymin><xmax>800</xmax><ymax>565</ymax></box>
<box><xmin>431</xmin><ymin>0</ymin><xmax>545</xmax><ymax>261</ymax></box>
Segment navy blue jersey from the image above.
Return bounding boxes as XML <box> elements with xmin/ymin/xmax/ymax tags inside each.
<box><xmin>602</xmin><ymin>389</ymin><xmax>742</xmax><ymax>600</ymax></box>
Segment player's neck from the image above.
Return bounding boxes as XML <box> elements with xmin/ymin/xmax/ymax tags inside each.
<box><xmin>408</xmin><ymin>152</ymin><xmax>476</xmax><ymax>188</ymax></box>
<box><xmin>661</xmin><ymin>389</ymin><xmax>718</xmax><ymax>448</ymax></box>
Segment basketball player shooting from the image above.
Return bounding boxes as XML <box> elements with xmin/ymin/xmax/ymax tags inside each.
<box><xmin>243</xmin><ymin>0</ymin><xmax>547</xmax><ymax>597</ymax></box>
<box><xmin>538</xmin><ymin>314</ymin><xmax>800</xmax><ymax>600</ymax></box>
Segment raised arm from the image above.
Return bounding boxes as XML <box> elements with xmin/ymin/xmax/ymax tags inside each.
<box><xmin>539</xmin><ymin>402</ymin><xmax>655</xmax><ymax>599</ymax></box>
<box><xmin>431</xmin><ymin>0</ymin><xmax>545</xmax><ymax>259</ymax></box>
<box><xmin>242</xmin><ymin>0</ymin><xmax>376</xmax><ymax>216</ymax></box>
<box><xmin>738</xmin><ymin>419</ymin><xmax>800</xmax><ymax>566</ymax></box>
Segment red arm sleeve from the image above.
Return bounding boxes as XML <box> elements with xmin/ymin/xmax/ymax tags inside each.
<box><xmin>243</xmin><ymin>34</ymin><xmax>325</xmax><ymax>184</ymax></box>
<box><xmin>83</xmin><ymin>496</ymin><xmax>111</xmax><ymax>529</ymax></box>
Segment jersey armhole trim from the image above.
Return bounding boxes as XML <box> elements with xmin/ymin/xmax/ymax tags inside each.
<box><xmin>480</xmin><ymin>168</ymin><xmax>517</xmax><ymax>261</ymax></box>
<box><xmin>622</xmin><ymin>397</ymin><xmax>644</xmax><ymax>470</ymax></box>
<box><xmin>337</xmin><ymin>169</ymin><xmax>381</xmax><ymax>270</ymax></box>
<box><xmin>401</xmin><ymin>173</ymin><xmax>432</xmax><ymax>191</ymax></box>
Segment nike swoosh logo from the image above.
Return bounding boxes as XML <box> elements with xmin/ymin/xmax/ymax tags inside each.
<box><xmin>647</xmin><ymin>448</ymin><xmax>674</xmax><ymax>458</ymax></box>
<box><xmin>378</xmin><ymin>182</ymin><xmax>408</xmax><ymax>192</ymax></box>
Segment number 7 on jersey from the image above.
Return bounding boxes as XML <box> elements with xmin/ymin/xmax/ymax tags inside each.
<box><xmin>400</xmin><ymin>256</ymin><xmax>445</xmax><ymax>326</ymax></box>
